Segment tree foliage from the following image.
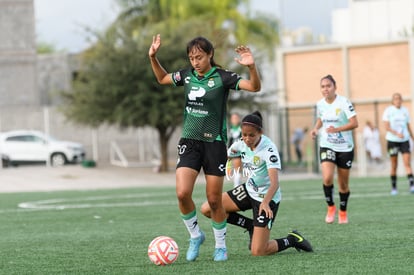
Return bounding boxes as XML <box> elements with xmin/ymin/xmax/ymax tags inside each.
<box><xmin>37</xmin><ymin>41</ymin><xmax>58</xmax><ymax>54</ymax></box>
<box><xmin>62</xmin><ymin>0</ymin><xmax>279</xmax><ymax>172</ymax></box>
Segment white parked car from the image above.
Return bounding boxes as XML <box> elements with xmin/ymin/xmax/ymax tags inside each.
<box><xmin>0</xmin><ymin>130</ymin><xmax>85</xmax><ymax>167</ymax></box>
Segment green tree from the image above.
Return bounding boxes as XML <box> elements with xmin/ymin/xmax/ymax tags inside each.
<box><xmin>62</xmin><ymin>31</ymin><xmax>186</xmax><ymax>172</ymax></box>
<box><xmin>62</xmin><ymin>0</ymin><xmax>279</xmax><ymax>172</ymax></box>
<box><xmin>37</xmin><ymin>41</ymin><xmax>57</xmax><ymax>54</ymax></box>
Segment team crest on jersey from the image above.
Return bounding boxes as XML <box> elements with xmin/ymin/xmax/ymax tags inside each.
<box><xmin>207</xmin><ymin>78</ymin><xmax>215</xmax><ymax>88</ymax></box>
<box><xmin>253</xmin><ymin>156</ymin><xmax>260</xmax><ymax>166</ymax></box>
<box><xmin>336</xmin><ymin>108</ymin><xmax>341</xmax><ymax>116</ymax></box>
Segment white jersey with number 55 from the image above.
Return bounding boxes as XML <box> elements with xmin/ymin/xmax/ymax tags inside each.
<box><xmin>228</xmin><ymin>135</ymin><xmax>282</xmax><ymax>203</ymax></box>
<box><xmin>317</xmin><ymin>95</ymin><xmax>357</xmax><ymax>152</ymax></box>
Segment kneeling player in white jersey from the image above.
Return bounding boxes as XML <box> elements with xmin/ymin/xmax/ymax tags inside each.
<box><xmin>201</xmin><ymin>111</ymin><xmax>313</xmax><ymax>256</ymax></box>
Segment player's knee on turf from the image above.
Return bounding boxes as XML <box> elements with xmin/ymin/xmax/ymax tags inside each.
<box><xmin>250</xmin><ymin>247</ymin><xmax>267</xmax><ymax>256</ymax></box>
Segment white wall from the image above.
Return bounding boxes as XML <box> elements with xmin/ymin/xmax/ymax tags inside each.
<box><xmin>332</xmin><ymin>0</ymin><xmax>414</xmax><ymax>43</ymax></box>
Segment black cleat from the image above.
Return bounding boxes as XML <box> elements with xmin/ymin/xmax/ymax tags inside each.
<box><xmin>288</xmin><ymin>230</ymin><xmax>313</xmax><ymax>252</ymax></box>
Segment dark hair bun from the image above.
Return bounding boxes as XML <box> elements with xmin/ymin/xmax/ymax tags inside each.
<box><xmin>242</xmin><ymin>111</ymin><xmax>263</xmax><ymax>130</ymax></box>
<box><xmin>251</xmin><ymin>111</ymin><xmax>262</xmax><ymax>120</ymax></box>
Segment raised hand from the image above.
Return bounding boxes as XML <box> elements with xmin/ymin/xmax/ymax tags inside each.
<box><xmin>234</xmin><ymin>45</ymin><xmax>255</xmax><ymax>67</ymax></box>
<box><xmin>149</xmin><ymin>34</ymin><xmax>161</xmax><ymax>58</ymax></box>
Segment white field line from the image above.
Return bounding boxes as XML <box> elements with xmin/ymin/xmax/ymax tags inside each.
<box><xmin>0</xmin><ymin>190</ymin><xmax>409</xmax><ymax>214</ymax></box>
<box><xmin>18</xmin><ymin>192</ymin><xmax>175</xmax><ymax>210</ymax></box>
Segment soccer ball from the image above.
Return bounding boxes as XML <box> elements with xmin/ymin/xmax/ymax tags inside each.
<box><xmin>148</xmin><ymin>236</ymin><xmax>179</xmax><ymax>265</ymax></box>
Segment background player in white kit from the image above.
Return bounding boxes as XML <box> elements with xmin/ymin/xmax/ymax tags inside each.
<box><xmin>382</xmin><ymin>92</ymin><xmax>414</xmax><ymax>195</ymax></box>
<box><xmin>310</xmin><ymin>74</ymin><xmax>358</xmax><ymax>224</ymax></box>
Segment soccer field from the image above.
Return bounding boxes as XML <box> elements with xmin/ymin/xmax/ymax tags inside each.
<box><xmin>0</xmin><ymin>176</ymin><xmax>412</xmax><ymax>274</ymax></box>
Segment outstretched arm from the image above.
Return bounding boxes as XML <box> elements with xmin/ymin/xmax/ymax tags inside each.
<box><xmin>234</xmin><ymin>46</ymin><xmax>261</xmax><ymax>92</ymax></box>
<box><xmin>148</xmin><ymin>34</ymin><xmax>173</xmax><ymax>85</ymax></box>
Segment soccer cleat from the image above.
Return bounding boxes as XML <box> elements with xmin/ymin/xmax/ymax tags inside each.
<box><xmin>390</xmin><ymin>189</ymin><xmax>398</xmax><ymax>196</ymax></box>
<box><xmin>325</xmin><ymin>205</ymin><xmax>336</xmax><ymax>224</ymax></box>
<box><xmin>410</xmin><ymin>186</ymin><xmax>414</xmax><ymax>194</ymax></box>
<box><xmin>213</xmin><ymin>247</ymin><xmax>228</xmax><ymax>261</ymax></box>
<box><xmin>288</xmin><ymin>230</ymin><xmax>313</xmax><ymax>252</ymax></box>
<box><xmin>186</xmin><ymin>231</ymin><xmax>205</xmax><ymax>261</ymax></box>
<box><xmin>338</xmin><ymin>210</ymin><xmax>348</xmax><ymax>224</ymax></box>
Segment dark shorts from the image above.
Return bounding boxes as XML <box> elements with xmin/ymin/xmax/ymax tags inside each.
<box><xmin>387</xmin><ymin>140</ymin><xmax>410</xmax><ymax>156</ymax></box>
<box><xmin>176</xmin><ymin>138</ymin><xmax>227</xmax><ymax>176</ymax></box>
<box><xmin>227</xmin><ymin>184</ymin><xmax>279</xmax><ymax>229</ymax></box>
<box><xmin>319</xmin><ymin>147</ymin><xmax>354</xmax><ymax>169</ymax></box>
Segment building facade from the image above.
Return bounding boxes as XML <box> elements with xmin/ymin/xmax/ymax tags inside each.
<box><xmin>275</xmin><ymin>38</ymin><xmax>414</xmax><ymax>167</ymax></box>
<box><xmin>0</xmin><ymin>0</ymin><xmax>38</xmax><ymax>106</ymax></box>
<box><xmin>0</xmin><ymin>0</ymin><xmax>165</xmax><ymax>167</ymax></box>
<box><xmin>332</xmin><ymin>0</ymin><xmax>414</xmax><ymax>43</ymax></box>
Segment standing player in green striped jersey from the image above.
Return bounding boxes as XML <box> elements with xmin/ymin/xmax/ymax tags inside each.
<box><xmin>149</xmin><ymin>34</ymin><xmax>261</xmax><ymax>261</ymax></box>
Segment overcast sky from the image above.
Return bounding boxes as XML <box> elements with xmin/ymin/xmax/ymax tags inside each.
<box><xmin>34</xmin><ymin>0</ymin><xmax>348</xmax><ymax>53</ymax></box>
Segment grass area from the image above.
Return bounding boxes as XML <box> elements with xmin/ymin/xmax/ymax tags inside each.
<box><xmin>0</xmin><ymin>176</ymin><xmax>413</xmax><ymax>274</ymax></box>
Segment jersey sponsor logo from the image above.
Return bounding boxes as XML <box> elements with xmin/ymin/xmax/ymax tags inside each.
<box><xmin>192</xmin><ymin>109</ymin><xmax>208</xmax><ymax>115</ymax></box>
<box><xmin>188</xmin><ymin>86</ymin><xmax>206</xmax><ymax>100</ymax></box>
<box><xmin>269</xmin><ymin>155</ymin><xmax>278</xmax><ymax>163</ymax></box>
<box><xmin>327</xmin><ymin>131</ymin><xmax>346</xmax><ymax>144</ymax></box>
<box><xmin>188</xmin><ymin>101</ymin><xmax>203</xmax><ymax>106</ymax></box>
<box><xmin>185</xmin><ymin>107</ymin><xmax>208</xmax><ymax>116</ymax></box>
